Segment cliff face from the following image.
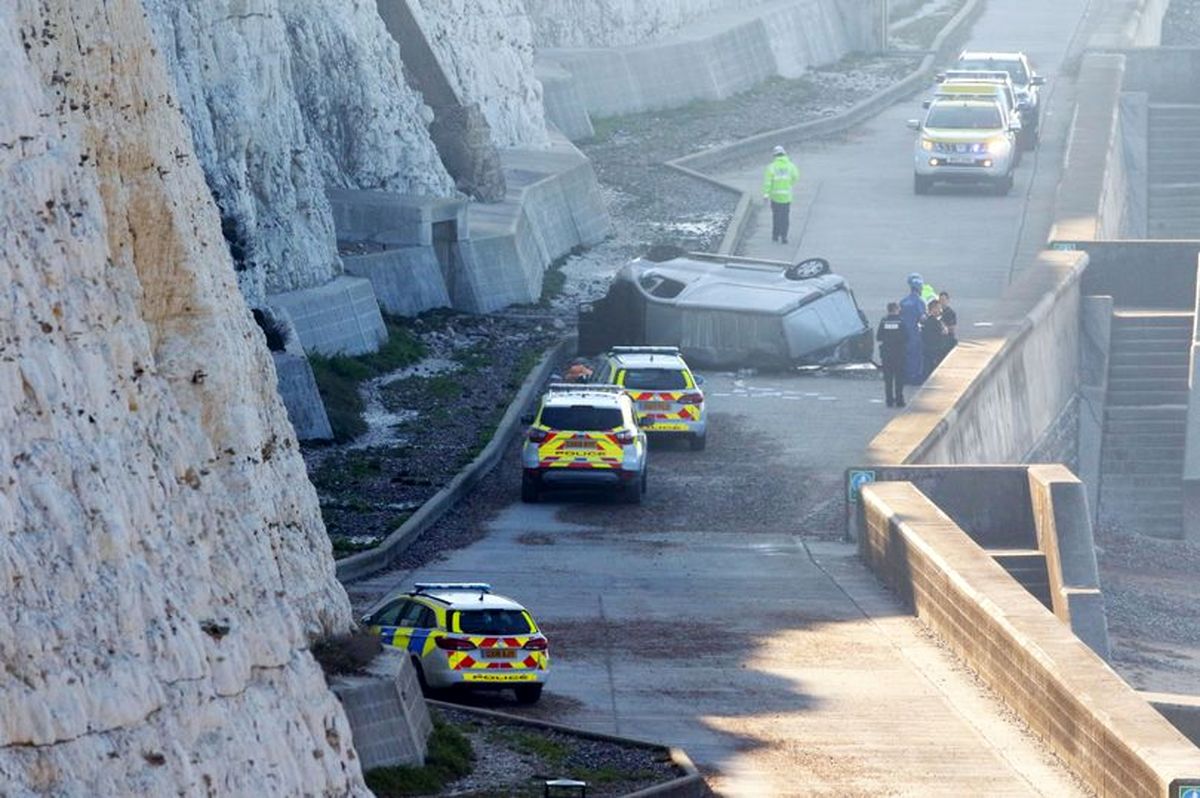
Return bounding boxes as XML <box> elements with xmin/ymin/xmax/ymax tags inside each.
<box><xmin>525</xmin><ymin>0</ymin><xmax>771</xmax><ymax>47</ymax></box>
<box><xmin>144</xmin><ymin>0</ymin><xmax>456</xmax><ymax>304</ymax></box>
<box><xmin>0</xmin><ymin>1</ymin><xmax>365</xmax><ymax>793</ymax></box>
<box><xmin>410</xmin><ymin>0</ymin><xmax>549</xmax><ymax>147</ymax></box>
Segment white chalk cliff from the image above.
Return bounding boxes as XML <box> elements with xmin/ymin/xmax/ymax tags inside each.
<box><xmin>0</xmin><ymin>1</ymin><xmax>366</xmax><ymax>793</ymax></box>
<box><xmin>144</xmin><ymin>0</ymin><xmax>457</xmax><ymax>305</ymax></box>
<box><xmin>410</xmin><ymin>0</ymin><xmax>549</xmax><ymax>147</ymax></box>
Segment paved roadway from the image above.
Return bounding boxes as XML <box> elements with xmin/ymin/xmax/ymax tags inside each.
<box><xmin>354</xmin><ymin>0</ymin><xmax>1103</xmax><ymax>794</ymax></box>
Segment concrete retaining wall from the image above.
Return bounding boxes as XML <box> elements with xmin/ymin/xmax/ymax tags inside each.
<box><xmin>846</xmin><ymin>465</ymin><xmax>1109</xmax><ymax>658</ymax></box>
<box><xmin>860</xmin><ymin>481</ymin><xmax>1200</xmax><ymax>798</ymax></box>
<box><xmin>1184</xmin><ymin>264</ymin><xmax>1200</xmax><ymax>541</ymax></box>
<box><xmin>1072</xmin><ymin>241</ymin><xmax>1200</xmax><ymax>310</ymax></box>
<box><xmin>268</xmin><ymin>276</ymin><xmax>388</xmax><ymax>357</ymax></box>
<box><xmin>538</xmin><ymin>0</ymin><xmax>879</xmax><ymax>132</ymax></box>
<box><xmin>273</xmin><ymin>352</ymin><xmax>333</xmax><ymax>441</ymax></box>
<box><xmin>1121</xmin><ymin>47</ymin><xmax>1200</xmax><ymax>101</ymax></box>
<box><xmin>1077</xmin><ymin>295</ymin><xmax>1114</xmax><ymax>521</ymax></box>
<box><xmin>866</xmin><ymin>250</ymin><xmax>1087</xmax><ymax>466</ymax></box>
<box><xmin>343</xmin><ymin>249</ymin><xmax>452</xmax><ymax>317</ymax></box>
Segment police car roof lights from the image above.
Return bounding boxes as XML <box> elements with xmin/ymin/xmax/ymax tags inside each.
<box><xmin>413</xmin><ymin>582</ymin><xmax>492</xmax><ymax>594</ymax></box>
<box><xmin>545</xmin><ymin>383</ymin><xmax>625</xmax><ymax>395</ymax></box>
<box><xmin>609</xmin><ymin>345</ymin><xmax>681</xmax><ymax>355</ymax></box>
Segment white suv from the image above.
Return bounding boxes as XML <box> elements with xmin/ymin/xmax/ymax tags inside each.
<box><xmin>908</xmin><ymin>98</ymin><xmax>1019</xmax><ymax>195</ymax></box>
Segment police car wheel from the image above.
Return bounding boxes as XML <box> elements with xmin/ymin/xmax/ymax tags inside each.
<box><xmin>913</xmin><ymin>175</ymin><xmax>932</xmax><ymax>195</ymax></box>
<box><xmin>784</xmin><ymin>257</ymin><xmax>830</xmax><ymax>280</ymax></box>
<box><xmin>623</xmin><ymin>476</ymin><xmax>643</xmax><ymax>504</ymax></box>
<box><xmin>514</xmin><ymin>684</ymin><xmax>544</xmax><ymax>704</ymax></box>
<box><xmin>690</xmin><ymin>433</ymin><xmax>707</xmax><ymax>451</ymax></box>
<box><xmin>994</xmin><ymin>174</ymin><xmax>1013</xmax><ymax>196</ymax></box>
<box><xmin>521</xmin><ymin>474</ymin><xmax>540</xmax><ymax>503</ymax></box>
<box><xmin>412</xmin><ymin>658</ymin><xmax>432</xmax><ymax>695</ymax></box>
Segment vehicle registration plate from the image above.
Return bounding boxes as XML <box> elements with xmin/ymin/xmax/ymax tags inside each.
<box><xmin>947</xmin><ymin>156</ymin><xmax>975</xmax><ymax>165</ymax></box>
<box><xmin>640</xmin><ymin>402</ymin><xmax>672</xmax><ymax>411</ymax></box>
<box><xmin>482</xmin><ymin>649</ymin><xmax>516</xmax><ymax>659</ymax></box>
<box><xmin>563</xmin><ymin>440</ymin><xmax>598</xmax><ymax>451</ymax></box>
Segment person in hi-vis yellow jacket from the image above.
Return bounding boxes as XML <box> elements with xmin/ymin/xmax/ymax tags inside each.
<box><xmin>762</xmin><ymin>145</ymin><xmax>800</xmax><ymax>244</ymax></box>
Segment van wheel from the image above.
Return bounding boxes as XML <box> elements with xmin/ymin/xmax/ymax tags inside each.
<box><xmin>514</xmin><ymin>684</ymin><xmax>543</xmax><ymax>704</ymax></box>
<box><xmin>914</xmin><ymin>175</ymin><xmax>931</xmax><ymax>195</ymax></box>
<box><xmin>994</xmin><ymin>174</ymin><xmax>1014</xmax><ymax>195</ymax></box>
<box><xmin>521</xmin><ymin>474</ymin><xmax>539</xmax><ymax>503</ymax></box>
<box><xmin>690</xmin><ymin>433</ymin><xmax>707</xmax><ymax>451</ymax></box>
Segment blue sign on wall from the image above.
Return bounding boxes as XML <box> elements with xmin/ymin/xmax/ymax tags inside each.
<box><xmin>847</xmin><ymin>470</ymin><xmax>876</xmax><ymax>504</ymax></box>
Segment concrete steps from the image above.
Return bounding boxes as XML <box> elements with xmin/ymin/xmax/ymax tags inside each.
<box><xmin>1148</xmin><ymin>105</ymin><xmax>1200</xmax><ymax>238</ymax></box>
<box><xmin>1098</xmin><ymin>312</ymin><xmax>1193</xmax><ymax>539</ymax></box>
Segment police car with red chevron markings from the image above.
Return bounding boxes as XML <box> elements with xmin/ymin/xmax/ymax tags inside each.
<box><xmin>594</xmin><ymin>346</ymin><xmax>708</xmax><ymax>451</ymax></box>
<box><xmin>521</xmin><ymin>383</ymin><xmax>650</xmax><ymax>504</ymax></box>
<box><xmin>362</xmin><ymin>583</ymin><xmax>550</xmax><ymax>704</ymax></box>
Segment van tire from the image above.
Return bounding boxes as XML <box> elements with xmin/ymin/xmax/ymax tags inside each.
<box><xmin>914</xmin><ymin>174</ymin><xmax>932</xmax><ymax>195</ymax></box>
<box><xmin>623</xmin><ymin>475</ymin><xmax>643</xmax><ymax>505</ymax></box>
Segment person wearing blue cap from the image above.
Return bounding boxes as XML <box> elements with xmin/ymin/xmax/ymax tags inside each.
<box><xmin>899</xmin><ymin>273</ymin><xmax>927</xmax><ymax>385</ymax></box>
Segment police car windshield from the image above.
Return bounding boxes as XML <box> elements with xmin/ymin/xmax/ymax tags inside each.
<box><xmin>541</xmin><ymin>405</ymin><xmax>623</xmax><ymax>430</ymax></box>
<box><xmin>926</xmin><ymin>104</ymin><xmax>1002</xmax><ymax>129</ymax></box>
<box><xmin>457</xmin><ymin>609</ymin><xmax>533</xmax><ymax>635</ymax></box>
<box><xmin>959</xmin><ymin>59</ymin><xmax>1028</xmax><ymax>85</ymax></box>
<box><xmin>622</xmin><ymin>369</ymin><xmax>688</xmax><ymax>390</ymax></box>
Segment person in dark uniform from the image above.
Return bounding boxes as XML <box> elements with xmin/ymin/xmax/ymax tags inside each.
<box><xmin>876</xmin><ymin>302</ymin><xmax>907</xmax><ymax>407</ymax></box>
<box><xmin>921</xmin><ymin>299</ymin><xmax>951</xmax><ymax>378</ymax></box>
<box><xmin>938</xmin><ymin>291</ymin><xmax>958</xmax><ymax>347</ymax></box>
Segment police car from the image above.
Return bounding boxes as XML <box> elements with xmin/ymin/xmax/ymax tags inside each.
<box><xmin>930</xmin><ymin>73</ymin><xmax>1027</xmax><ymax>154</ymax></box>
<box><xmin>521</xmin><ymin>383</ymin><xmax>650</xmax><ymax>503</ymax></box>
<box><xmin>361</xmin><ymin>583</ymin><xmax>550</xmax><ymax>703</ymax></box>
<box><xmin>908</xmin><ymin>97</ymin><xmax>1020</xmax><ymax>195</ymax></box>
<box><xmin>956</xmin><ymin>51</ymin><xmax>1045</xmax><ymax>145</ymax></box>
<box><xmin>594</xmin><ymin>346</ymin><xmax>708</xmax><ymax>451</ymax></box>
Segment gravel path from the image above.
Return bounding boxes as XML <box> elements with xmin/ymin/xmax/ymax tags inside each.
<box><xmin>1163</xmin><ymin>0</ymin><xmax>1200</xmax><ymax>44</ymax></box>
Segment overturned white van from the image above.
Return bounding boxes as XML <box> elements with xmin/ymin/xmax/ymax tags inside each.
<box><xmin>578</xmin><ymin>252</ymin><xmax>871</xmax><ymax>369</ymax></box>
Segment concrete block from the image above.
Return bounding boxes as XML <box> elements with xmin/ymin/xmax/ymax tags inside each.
<box><xmin>333</xmin><ymin>657</ymin><xmax>431</xmax><ymax>771</ymax></box>
<box><xmin>272</xmin><ymin>353</ymin><xmax>333</xmax><ymax>441</ymax></box>
<box><xmin>327</xmin><ymin>189</ymin><xmax>468</xmax><ymax>248</ymax></box>
<box><xmin>1064</xmin><ymin>588</ymin><xmax>1111</xmax><ymax>661</ymax></box>
<box><xmin>452</xmin><ymin>131</ymin><xmax>610</xmax><ymax>313</ymax></box>
<box><xmin>537</xmin><ymin>60</ymin><xmax>594</xmax><ymax>142</ymax></box>
<box><xmin>343</xmin><ymin>248</ymin><xmax>451</xmax><ymax>317</ymax></box>
<box><xmin>268</xmin><ymin>276</ymin><xmax>387</xmax><ymax>357</ymax></box>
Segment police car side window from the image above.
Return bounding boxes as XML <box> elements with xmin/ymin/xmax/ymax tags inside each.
<box><xmin>398</xmin><ymin>601</ymin><xmax>425</xmax><ymax>627</ymax></box>
<box><xmin>372</xmin><ymin>599</ymin><xmax>408</xmax><ymax>626</ymax></box>
<box><xmin>414</xmin><ymin>607</ymin><xmax>437</xmax><ymax>629</ymax></box>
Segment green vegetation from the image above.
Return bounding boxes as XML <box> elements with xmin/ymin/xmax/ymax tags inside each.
<box><xmin>366</xmin><ymin>717</ymin><xmax>475</xmax><ymax>797</ymax></box>
<box><xmin>309</xmin><ymin>320</ymin><xmax>425</xmax><ymax>442</ymax></box>
<box><xmin>570</xmin><ymin>765</ymin><xmax>660</xmax><ymax>785</ymax></box>
<box><xmin>500</xmin><ymin>730</ymin><xmax>570</xmax><ymax>766</ymax></box>
<box><xmin>310</xmin><ymin>629</ymin><xmax>381</xmax><ymax>676</ymax></box>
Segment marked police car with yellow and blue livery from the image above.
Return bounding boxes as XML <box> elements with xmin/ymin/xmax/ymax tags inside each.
<box><xmin>361</xmin><ymin>583</ymin><xmax>549</xmax><ymax>703</ymax></box>
<box><xmin>595</xmin><ymin>346</ymin><xmax>707</xmax><ymax>451</ymax></box>
<box><xmin>521</xmin><ymin>383</ymin><xmax>649</xmax><ymax>503</ymax></box>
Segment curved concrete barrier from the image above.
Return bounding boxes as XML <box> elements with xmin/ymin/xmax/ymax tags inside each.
<box><xmin>336</xmin><ymin>338</ymin><xmax>574</xmax><ymax>583</ymax></box>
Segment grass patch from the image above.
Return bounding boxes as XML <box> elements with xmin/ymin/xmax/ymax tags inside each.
<box><xmin>309</xmin><ymin>320</ymin><xmax>425</xmax><ymax>442</ymax></box>
<box><xmin>570</xmin><ymin>765</ymin><xmax>660</xmax><ymax>785</ymax></box>
<box><xmin>452</xmin><ymin>343</ymin><xmax>491</xmax><ymax>372</ymax></box>
<box><xmin>330</xmin><ymin>537</ymin><xmax>378</xmax><ymax>558</ymax></box>
<box><xmin>498</xmin><ymin>730</ymin><xmax>570</xmax><ymax>766</ymax></box>
<box><xmin>366</xmin><ymin>717</ymin><xmax>474</xmax><ymax>797</ymax></box>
